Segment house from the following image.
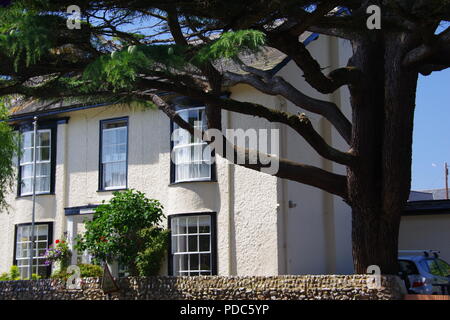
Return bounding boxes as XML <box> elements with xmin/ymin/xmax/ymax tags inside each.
<box><xmin>399</xmin><ymin>191</ymin><xmax>450</xmax><ymax>262</ymax></box>
<box><xmin>0</xmin><ymin>33</ymin><xmax>357</xmax><ymax>279</ymax></box>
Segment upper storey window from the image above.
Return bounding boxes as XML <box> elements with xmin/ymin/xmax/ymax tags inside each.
<box><xmin>19</xmin><ymin>129</ymin><xmax>52</xmax><ymax>196</ymax></box>
<box><xmin>171</xmin><ymin>107</ymin><xmax>213</xmax><ymax>183</ymax></box>
<box><xmin>99</xmin><ymin>118</ymin><xmax>128</xmax><ymax>190</ymax></box>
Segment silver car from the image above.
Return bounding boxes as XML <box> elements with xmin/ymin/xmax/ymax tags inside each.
<box><xmin>398</xmin><ymin>250</ymin><xmax>450</xmax><ymax>295</ymax></box>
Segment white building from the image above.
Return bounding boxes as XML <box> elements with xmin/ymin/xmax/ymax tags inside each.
<box><xmin>0</xmin><ymin>34</ymin><xmax>359</xmax><ymax>279</ymax></box>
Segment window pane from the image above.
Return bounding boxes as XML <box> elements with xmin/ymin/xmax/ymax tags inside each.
<box><xmin>189</xmin><ymin>254</ymin><xmax>199</xmax><ymax>271</ymax></box>
<box><xmin>171</xmin><ymin>218</ymin><xmax>178</xmax><ymax>235</ymax></box>
<box><xmin>36</xmin><ymin>163</ymin><xmax>50</xmax><ymax>177</ymax></box>
<box><xmin>21</xmin><ymin>178</ymin><xmax>33</xmax><ymax>195</ymax></box>
<box><xmin>188</xmin><ymin>235</ymin><xmax>198</xmax><ymax>252</ymax></box>
<box><xmin>178</xmin><ymin>235</ymin><xmax>187</xmax><ymax>253</ymax></box>
<box><xmin>37</xmin><ymin>147</ymin><xmax>50</xmax><ymax>162</ymax></box>
<box><xmin>21</xmin><ymin>164</ymin><xmax>33</xmax><ymax>178</ymax></box>
<box><xmin>36</xmin><ymin>176</ymin><xmax>50</xmax><ymax>193</ymax></box>
<box><xmin>22</xmin><ymin>132</ymin><xmax>33</xmax><ymax>148</ymax></box>
<box><xmin>200</xmin><ymin>254</ymin><xmax>211</xmax><ymax>271</ymax></box>
<box><xmin>103</xmin><ymin>162</ymin><xmax>126</xmax><ymax>188</ymax></box>
<box><xmin>21</xmin><ymin>149</ymin><xmax>33</xmax><ymax>164</ymax></box>
<box><xmin>199</xmin><ymin>216</ymin><xmax>210</xmax><ymax>233</ymax></box>
<box><xmin>178</xmin><ymin>218</ymin><xmax>187</xmax><ymax>234</ymax></box>
<box><xmin>199</xmin><ymin>235</ymin><xmax>210</xmax><ymax>252</ymax></box>
<box><xmin>180</xmin><ymin>255</ymin><xmax>189</xmax><ymax>271</ymax></box>
<box><xmin>171</xmin><ymin>236</ymin><xmax>178</xmax><ymax>253</ymax></box>
<box><xmin>187</xmin><ymin>217</ymin><xmax>198</xmax><ymax>234</ymax></box>
<box><xmin>39</xmin><ymin>131</ymin><xmax>50</xmax><ymax>147</ymax></box>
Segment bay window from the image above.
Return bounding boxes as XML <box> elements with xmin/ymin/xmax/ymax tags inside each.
<box><xmin>99</xmin><ymin>118</ymin><xmax>128</xmax><ymax>190</ymax></box>
<box><xmin>169</xmin><ymin>213</ymin><xmax>217</xmax><ymax>276</ymax></box>
<box><xmin>171</xmin><ymin>107</ymin><xmax>213</xmax><ymax>183</ymax></box>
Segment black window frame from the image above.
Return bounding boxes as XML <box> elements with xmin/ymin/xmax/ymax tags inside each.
<box><xmin>16</xmin><ymin>120</ymin><xmax>58</xmax><ymax>197</ymax></box>
<box><xmin>98</xmin><ymin>117</ymin><xmax>129</xmax><ymax>192</ymax></box>
<box><xmin>169</xmin><ymin>101</ymin><xmax>217</xmax><ymax>185</ymax></box>
<box><xmin>167</xmin><ymin>212</ymin><xmax>217</xmax><ymax>276</ymax></box>
<box><xmin>13</xmin><ymin>221</ymin><xmax>54</xmax><ymax>278</ymax></box>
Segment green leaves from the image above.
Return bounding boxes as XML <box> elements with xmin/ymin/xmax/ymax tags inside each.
<box><xmin>194</xmin><ymin>30</ymin><xmax>266</xmax><ymax>63</ymax></box>
<box><xmin>0</xmin><ymin>8</ymin><xmax>61</xmax><ymax>71</ymax></box>
<box><xmin>75</xmin><ymin>189</ymin><xmax>168</xmax><ymax>276</ymax></box>
<box><xmin>0</xmin><ymin>99</ymin><xmax>19</xmax><ymax>211</ymax></box>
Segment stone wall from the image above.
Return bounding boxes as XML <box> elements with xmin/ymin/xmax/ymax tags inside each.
<box><xmin>0</xmin><ymin>275</ymin><xmax>405</xmax><ymax>300</ymax></box>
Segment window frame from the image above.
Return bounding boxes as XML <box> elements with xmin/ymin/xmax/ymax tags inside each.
<box><xmin>167</xmin><ymin>212</ymin><xmax>217</xmax><ymax>276</ymax></box>
<box><xmin>13</xmin><ymin>222</ymin><xmax>53</xmax><ymax>279</ymax></box>
<box><xmin>98</xmin><ymin>117</ymin><xmax>129</xmax><ymax>192</ymax></box>
<box><xmin>169</xmin><ymin>105</ymin><xmax>217</xmax><ymax>184</ymax></box>
<box><xmin>17</xmin><ymin>121</ymin><xmax>57</xmax><ymax>197</ymax></box>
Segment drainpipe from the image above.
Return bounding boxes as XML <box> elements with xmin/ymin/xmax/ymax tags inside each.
<box><xmin>28</xmin><ymin>116</ymin><xmax>38</xmax><ymax>279</ymax></box>
<box><xmin>227</xmin><ymin>110</ymin><xmax>237</xmax><ymax>275</ymax></box>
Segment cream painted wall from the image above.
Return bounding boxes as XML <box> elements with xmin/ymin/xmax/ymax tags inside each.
<box><xmin>273</xmin><ymin>35</ymin><xmax>354</xmax><ymax>275</ymax></box>
<box><xmin>0</xmin><ymin>99</ymin><xmax>281</xmax><ymax>276</ymax></box>
<box><xmin>399</xmin><ymin>215</ymin><xmax>450</xmax><ymax>262</ymax></box>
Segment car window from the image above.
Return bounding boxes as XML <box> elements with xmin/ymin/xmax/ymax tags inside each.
<box><xmin>422</xmin><ymin>259</ymin><xmax>450</xmax><ymax>277</ymax></box>
<box><xmin>399</xmin><ymin>260</ymin><xmax>419</xmax><ymax>275</ymax></box>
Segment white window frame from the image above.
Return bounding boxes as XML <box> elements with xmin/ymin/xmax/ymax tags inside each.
<box><xmin>171</xmin><ymin>215</ymin><xmax>213</xmax><ymax>276</ymax></box>
<box><xmin>172</xmin><ymin>107</ymin><xmax>212</xmax><ymax>183</ymax></box>
<box><xmin>15</xmin><ymin>224</ymin><xmax>50</xmax><ymax>279</ymax></box>
<box><xmin>100</xmin><ymin>119</ymin><xmax>128</xmax><ymax>190</ymax></box>
<box><xmin>19</xmin><ymin>129</ymin><xmax>52</xmax><ymax>196</ymax></box>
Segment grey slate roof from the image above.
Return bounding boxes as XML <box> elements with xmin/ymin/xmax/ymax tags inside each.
<box><xmin>420</xmin><ymin>188</ymin><xmax>450</xmax><ymax>200</ymax></box>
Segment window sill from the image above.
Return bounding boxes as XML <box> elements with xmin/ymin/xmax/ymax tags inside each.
<box><xmin>16</xmin><ymin>193</ymin><xmax>55</xmax><ymax>199</ymax></box>
<box><xmin>169</xmin><ymin>179</ymin><xmax>217</xmax><ymax>186</ymax></box>
<box><xmin>97</xmin><ymin>188</ymin><xmax>128</xmax><ymax>193</ymax></box>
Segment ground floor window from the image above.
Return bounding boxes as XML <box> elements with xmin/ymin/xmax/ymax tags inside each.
<box><xmin>169</xmin><ymin>213</ymin><xmax>216</xmax><ymax>276</ymax></box>
<box><xmin>14</xmin><ymin>222</ymin><xmax>52</xmax><ymax>279</ymax></box>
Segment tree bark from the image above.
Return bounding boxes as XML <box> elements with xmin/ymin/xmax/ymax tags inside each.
<box><xmin>347</xmin><ymin>32</ymin><xmax>419</xmax><ymax>274</ymax></box>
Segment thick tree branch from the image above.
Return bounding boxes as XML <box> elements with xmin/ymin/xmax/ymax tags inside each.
<box><xmin>149</xmin><ymin>93</ymin><xmax>348</xmax><ymax>199</ymax></box>
<box><xmin>403</xmin><ymin>26</ymin><xmax>450</xmax><ymax>75</ymax></box>
<box><xmin>167</xmin><ymin>8</ymin><xmax>189</xmax><ymax>46</ymax></box>
<box><xmin>225</xmin><ymin>69</ymin><xmax>352</xmax><ymax>144</ymax></box>
<box><xmin>138</xmin><ymin>78</ymin><xmax>354</xmax><ymax>166</ymax></box>
<box><xmin>267</xmin><ymin>32</ymin><xmax>361</xmax><ymax>94</ymax></box>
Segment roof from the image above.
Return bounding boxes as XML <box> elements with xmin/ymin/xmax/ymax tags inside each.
<box><xmin>6</xmin><ymin>33</ymin><xmax>319</xmax><ymax>122</ymax></box>
<box><xmin>404</xmin><ymin>199</ymin><xmax>450</xmax><ymax>216</ymax></box>
<box><xmin>408</xmin><ymin>190</ymin><xmax>434</xmax><ymax>201</ymax></box>
<box><xmin>420</xmin><ymin>188</ymin><xmax>450</xmax><ymax>200</ymax></box>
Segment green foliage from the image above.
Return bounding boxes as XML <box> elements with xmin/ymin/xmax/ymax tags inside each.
<box><xmin>83</xmin><ymin>44</ymin><xmax>189</xmax><ymax>92</ymax></box>
<box><xmin>136</xmin><ymin>227</ymin><xmax>170</xmax><ymax>276</ymax></box>
<box><xmin>0</xmin><ymin>7</ymin><xmax>60</xmax><ymax>70</ymax></box>
<box><xmin>0</xmin><ymin>99</ymin><xmax>19</xmax><ymax>211</ymax></box>
<box><xmin>0</xmin><ymin>265</ymin><xmax>24</xmax><ymax>281</ymax></box>
<box><xmin>9</xmin><ymin>265</ymin><xmax>20</xmax><ymax>280</ymax></box>
<box><xmin>51</xmin><ymin>263</ymin><xmax>103</xmax><ymax>280</ymax></box>
<box><xmin>75</xmin><ymin>189</ymin><xmax>168</xmax><ymax>276</ymax></box>
<box><xmin>194</xmin><ymin>30</ymin><xmax>266</xmax><ymax>63</ymax></box>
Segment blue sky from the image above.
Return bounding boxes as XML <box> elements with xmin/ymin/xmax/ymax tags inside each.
<box><xmin>411</xmin><ymin>22</ymin><xmax>450</xmax><ymax>191</ymax></box>
<box><xmin>412</xmin><ymin>69</ymin><xmax>450</xmax><ymax>190</ymax></box>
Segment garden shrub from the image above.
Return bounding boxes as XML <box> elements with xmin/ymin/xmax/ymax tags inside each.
<box><xmin>75</xmin><ymin>189</ymin><xmax>169</xmax><ymax>276</ymax></box>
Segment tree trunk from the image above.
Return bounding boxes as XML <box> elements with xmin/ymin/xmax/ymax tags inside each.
<box><xmin>347</xmin><ymin>33</ymin><xmax>419</xmax><ymax>274</ymax></box>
